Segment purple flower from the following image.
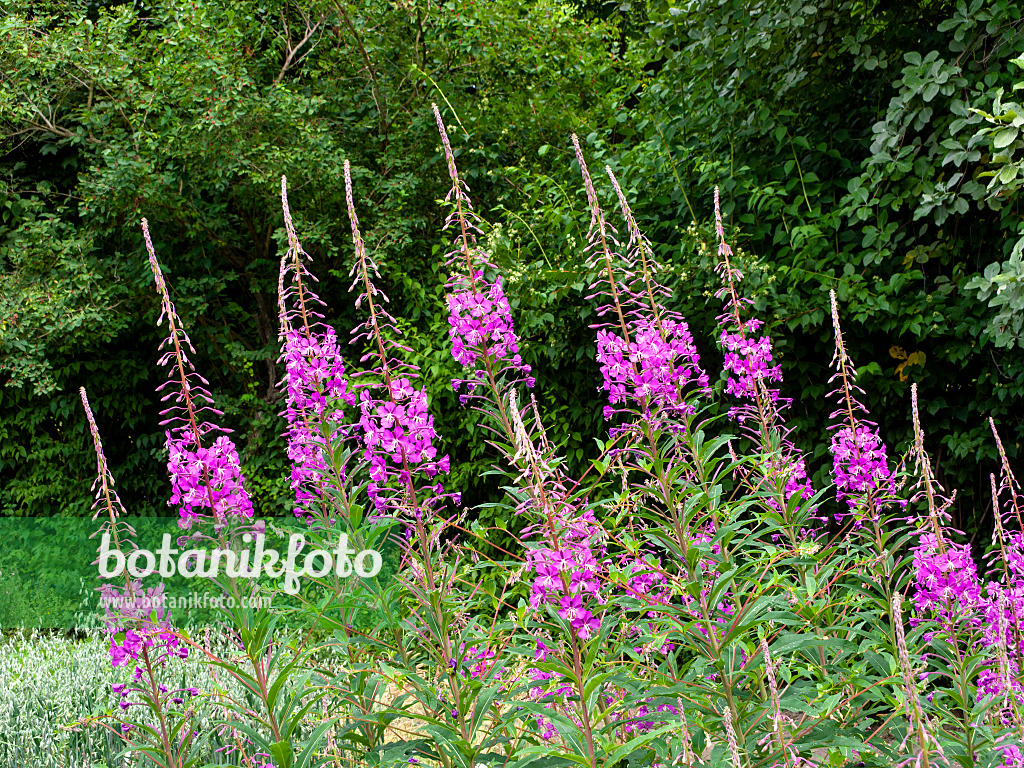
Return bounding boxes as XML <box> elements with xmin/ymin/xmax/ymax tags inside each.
<box><xmin>143</xmin><ymin>219</ymin><xmax>253</xmax><ymax>525</ymax></box>
<box><xmin>999</xmin><ymin>744</ymin><xmax>1023</xmax><ymax>767</ymax></box>
<box><xmin>558</xmin><ymin>593</ymin><xmax>584</xmax><ymax>623</ymax></box>
<box><xmin>534</xmin><ymin>640</ymin><xmax>548</xmax><ymax>662</ymax></box>
<box><xmin>99</xmin><ymin>580</ymin><xmax>184</xmax><ymax>670</ymax></box>
<box><xmin>433</xmin><ymin>105</ymin><xmax>534</xmax><ymax>394</ymax></box>
<box><xmin>754</xmin><ymin>451</ymin><xmax>815</xmax><ymax>520</ymax></box>
<box><xmin>536</xmin><ymin>714</ymin><xmax>558</xmax><ymax>742</ymax></box>
<box><xmin>345</xmin><ymin>161</ymin><xmax>450</xmax><ymax>514</ymax></box>
<box><xmin>573</xmin><ymin>610</ymin><xmax>601</xmax><ymax>640</ymax></box>
<box><xmin>596</xmin><ymin>316</ymin><xmax>708</xmax><ymax>419</ymax></box>
<box><xmin>831</xmin><ymin>425</ymin><xmax>898</xmax><ymax>508</ymax></box>
<box><xmin>911</xmin><ymin>534</ymin><xmax>982</xmax><ymax>624</ymax></box>
<box><xmin>280</xmin><ymin>328</ymin><xmax>353</xmax><ymax>483</ymax></box>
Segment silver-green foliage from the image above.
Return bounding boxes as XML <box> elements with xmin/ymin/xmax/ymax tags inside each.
<box><xmin>0</xmin><ymin>632</ymin><xmax>254</xmax><ymax>767</ymax></box>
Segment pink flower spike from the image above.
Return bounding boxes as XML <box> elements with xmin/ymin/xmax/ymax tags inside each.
<box><xmin>141</xmin><ymin>219</ymin><xmax>253</xmax><ymax>524</ymax></box>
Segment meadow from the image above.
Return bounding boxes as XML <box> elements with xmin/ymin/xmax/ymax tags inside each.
<box><xmin>4</xmin><ymin>110</ymin><xmax>1021</xmax><ymax>768</ymax></box>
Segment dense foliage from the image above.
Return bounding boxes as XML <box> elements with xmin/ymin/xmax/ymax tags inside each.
<box><xmin>0</xmin><ymin>0</ymin><xmax>626</xmax><ymax>517</ymax></box>
<box><xmin>2</xmin><ymin>0</ymin><xmax>1023</xmax><ymax>542</ymax></box>
<box><xmin>41</xmin><ymin>115</ymin><xmax>1024</xmax><ymax>767</ymax></box>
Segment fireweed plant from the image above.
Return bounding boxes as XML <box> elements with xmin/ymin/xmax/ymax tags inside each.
<box><xmin>70</xmin><ymin>114</ymin><xmax>1024</xmax><ymax>768</ymax></box>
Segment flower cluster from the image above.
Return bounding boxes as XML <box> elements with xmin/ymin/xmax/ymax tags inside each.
<box><xmin>282</xmin><ymin>327</ymin><xmax>354</xmax><ymax>512</ymax></box>
<box><xmin>763</xmin><ymin>452</ymin><xmax>815</xmax><ymax>515</ymax></box>
<box><xmin>911</xmin><ymin>534</ymin><xmax>983</xmax><ymax>627</ymax></box>
<box><xmin>447</xmin><ymin>272</ymin><xmax>528</xmax><ymax>378</ymax></box>
<box><xmin>359</xmin><ymin>378</ymin><xmax>449</xmax><ymax>506</ymax></box>
<box><xmin>99</xmin><ymin>581</ymin><xmax>186</xmax><ymax>669</ymax></box>
<box><xmin>529</xmin><ymin>663</ymin><xmax>576</xmax><ymax>742</ymax></box>
<box><xmin>620</xmin><ymin>556</ymin><xmax>677</xmax><ymax>658</ymax></box>
<box><xmin>622</xmin><ymin>701</ymin><xmax>679</xmax><ymax>737</ymax></box>
<box><xmin>166</xmin><ymin>434</ymin><xmax>253</xmax><ymax>526</ymax></box>
<box><xmin>831</xmin><ymin>425</ymin><xmax>898</xmax><ymax>508</ymax></box>
<box><xmin>719</xmin><ymin>318</ymin><xmax>783</xmax><ymax>403</ymax></box>
<box><xmin>278</xmin><ymin>176</ymin><xmax>355</xmax><ymax>518</ymax></box>
<box><xmin>622</xmin><ymin>555</ymin><xmax>670</xmax><ymax>617</ymax></box>
<box><xmin>143</xmin><ymin>219</ymin><xmax>253</xmax><ymax>527</ymax></box>
<box><xmin>596</xmin><ymin>316</ymin><xmax>707</xmax><ymax>419</ymax></box>
<box><xmin>1000</xmin><ymin>745</ymin><xmax>1024</xmax><ymax>768</ymax></box>
<box><xmin>527</xmin><ymin>544</ymin><xmax>602</xmax><ymax>640</ymax></box>
<box><xmin>909</xmin><ymin>405</ymin><xmax>1024</xmax><ymax>733</ymax></box>
<box><xmin>452</xmin><ymin>643</ymin><xmax>499</xmax><ymax>680</ymax></box>
<box><xmin>345</xmin><ymin>161</ymin><xmax>450</xmax><ymax>513</ymax></box>
<box><xmin>517</xmin><ymin>477</ymin><xmax>607</xmax><ymax>642</ymax></box>
<box><xmin>574</xmin><ymin>141</ymin><xmax>708</xmax><ymax>423</ymax></box>
<box><xmin>434</xmin><ymin>105</ymin><xmax>534</xmax><ymax>395</ymax></box>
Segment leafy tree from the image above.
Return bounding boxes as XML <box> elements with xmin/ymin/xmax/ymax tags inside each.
<box><xmin>0</xmin><ymin>0</ymin><xmax>627</xmax><ymax>516</ymax></box>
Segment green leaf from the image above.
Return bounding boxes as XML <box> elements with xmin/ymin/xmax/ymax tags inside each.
<box><xmin>994</xmin><ymin>127</ymin><xmax>1019</xmax><ymax>149</ymax></box>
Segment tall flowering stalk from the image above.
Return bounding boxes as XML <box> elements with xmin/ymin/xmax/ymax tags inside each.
<box><xmin>143</xmin><ymin>219</ymin><xmax>253</xmax><ymax>528</ymax></box>
<box><xmin>433</xmin><ymin>110</ymin><xmax>608</xmax><ymax>656</ymax></box>
<box><xmin>713</xmin><ymin>188</ymin><xmax>782</xmax><ymax>420</ymax></box>
<box><xmin>599</xmin><ymin>167</ymin><xmax>708</xmax><ymax>420</ymax></box>
<box><xmin>977</xmin><ymin>420</ymin><xmax>1024</xmax><ymax>733</ymax></box>
<box><xmin>892</xmin><ymin>591</ymin><xmax>947</xmax><ymax>768</ymax></box>
<box><xmin>573</xmin><ymin>136</ymin><xmax>707</xmax><ymax>423</ymax></box>
<box><xmin>433</xmin><ymin>108</ymin><xmax>606</xmax><ymax>643</ymax></box>
<box><xmin>344</xmin><ymin>160</ymin><xmax>449</xmax><ymax>514</ymax></box>
<box><xmin>571</xmin><ymin>146</ymin><xmax>763</xmax><ymax>756</ymax></box>
<box><xmin>827</xmin><ymin>289</ymin><xmax>901</xmax><ymax>520</ymax></box>
<box><xmin>83</xmin><ymin>386</ymin><xmax>180</xmax><ymax>666</ymax></box>
<box><xmin>346</xmin><ymin>155</ymin><xmax>530</xmax><ymax>768</ymax></box>
<box><xmin>416</xmin><ymin>141</ymin><xmax>618</xmax><ymax>751</ymax></box>
<box><xmin>81</xmin><ymin>387</ymin><xmax>194</xmax><ymax>765</ymax></box>
<box><xmin>711</xmin><ymin>189</ymin><xmax>812</xmax><ymax>522</ymax></box>
<box><xmin>904</xmin><ymin>391</ymin><xmax>1024</xmax><ymax>759</ymax></box>
<box><xmin>447</xmin><ymin>190</ymin><xmax>613</xmax><ymax>762</ymax></box>
<box><xmin>572</xmin><ymin>144</ymin><xmax>715</xmax><ymax>671</ymax></box>
<box><xmin>277</xmin><ymin>176</ymin><xmax>355</xmax><ymax>521</ymax></box>
<box><xmin>908</xmin><ymin>384</ymin><xmax>978</xmax><ymax>634</ymax></box>
<box><xmin>433</xmin><ymin>111</ymin><xmax>597</xmax><ymax>647</ymax></box>
<box><xmin>433</xmin><ymin>104</ymin><xmax>533</xmax><ymax>405</ymax></box>
<box><xmin>503</xmin><ymin>390</ymin><xmax>607</xmax><ymax>767</ymax></box>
